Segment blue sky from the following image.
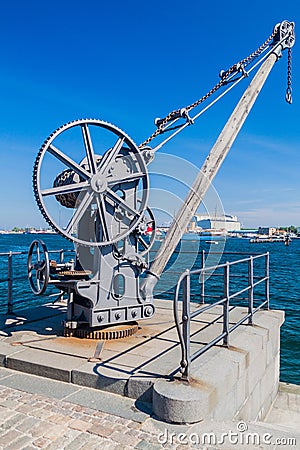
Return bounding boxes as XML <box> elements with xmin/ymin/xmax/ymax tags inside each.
<box><xmin>0</xmin><ymin>0</ymin><xmax>299</xmax><ymax>229</ymax></box>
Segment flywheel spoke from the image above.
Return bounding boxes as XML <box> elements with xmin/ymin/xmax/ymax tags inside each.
<box><xmin>138</xmin><ymin>235</ymin><xmax>149</xmax><ymax>250</ymax></box>
<box><xmin>81</xmin><ymin>124</ymin><xmax>97</xmax><ymax>175</ymax></box>
<box><xmin>98</xmin><ymin>137</ymin><xmax>125</xmax><ymax>175</ymax></box>
<box><xmin>41</xmin><ymin>181</ymin><xmax>89</xmax><ymax>197</ymax></box>
<box><xmin>95</xmin><ymin>194</ymin><xmax>110</xmax><ymax>241</ymax></box>
<box><xmin>48</xmin><ymin>144</ymin><xmax>91</xmax><ymax>180</ymax></box>
<box><xmin>66</xmin><ymin>191</ymin><xmax>94</xmax><ymax>234</ymax></box>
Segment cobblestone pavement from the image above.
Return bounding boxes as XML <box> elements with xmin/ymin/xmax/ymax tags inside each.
<box><xmin>0</xmin><ymin>385</ymin><xmax>163</xmax><ymax>450</ymax></box>
<box><xmin>1</xmin><ymin>372</ymin><xmax>299</xmax><ymax>450</ymax></box>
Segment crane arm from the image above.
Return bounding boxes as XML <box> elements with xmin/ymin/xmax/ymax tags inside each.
<box><xmin>140</xmin><ymin>20</ymin><xmax>295</xmax><ymax>300</ymax></box>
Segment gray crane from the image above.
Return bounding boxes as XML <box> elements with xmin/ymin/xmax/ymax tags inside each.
<box><xmin>28</xmin><ymin>20</ymin><xmax>295</xmax><ymax>339</ymax></box>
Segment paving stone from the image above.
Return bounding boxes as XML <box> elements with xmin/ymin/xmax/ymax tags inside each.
<box><xmin>127</xmin><ymin>421</ymin><xmax>142</xmax><ymax>429</ymax></box>
<box><xmin>4</xmin><ymin>435</ymin><xmax>32</xmax><ymax>450</ymax></box>
<box><xmin>88</xmin><ymin>423</ymin><xmax>114</xmax><ymax>438</ymax></box>
<box><xmin>0</xmin><ymin>429</ymin><xmax>23</xmax><ymax>447</ymax></box>
<box><xmin>48</xmin><ymin>413</ymin><xmax>71</xmax><ymax>425</ymax></box>
<box><xmin>135</xmin><ymin>440</ymin><xmax>162</xmax><ymax>450</ymax></box>
<box><xmin>44</xmin><ymin>429</ymin><xmax>81</xmax><ymax>450</ymax></box>
<box><xmin>69</xmin><ymin>411</ymin><xmax>86</xmax><ymax>421</ymax></box>
<box><xmin>114</xmin><ymin>416</ymin><xmax>131</xmax><ymax>426</ymax></box>
<box><xmin>15</xmin><ymin>416</ymin><xmax>41</xmax><ymax>433</ymax></box>
<box><xmin>79</xmin><ymin>436</ymin><xmax>108</xmax><ymax>449</ymax></box>
<box><xmin>30</xmin><ymin>421</ymin><xmax>57</xmax><ymax>438</ymax></box>
<box><xmin>111</xmin><ymin>430</ymin><xmax>141</xmax><ymax>446</ymax></box>
<box><xmin>87</xmin><ymin>416</ymin><xmax>105</xmax><ymax>426</ymax></box>
<box><xmin>15</xmin><ymin>403</ymin><xmax>36</xmax><ymax>414</ymax></box>
<box><xmin>68</xmin><ymin>419</ymin><xmax>92</xmax><ymax>432</ymax></box>
<box><xmin>0</xmin><ymin>408</ymin><xmax>16</xmax><ymax>422</ymax></box>
<box><xmin>112</xmin><ymin>444</ymin><xmax>134</xmax><ymax>450</ymax></box>
<box><xmin>64</xmin><ymin>432</ymin><xmax>94</xmax><ymax>450</ymax></box>
<box><xmin>30</xmin><ymin>407</ymin><xmax>53</xmax><ymax>420</ymax></box>
<box><xmin>43</xmin><ymin>424</ymin><xmax>68</xmax><ymax>441</ymax></box>
<box><xmin>32</xmin><ymin>436</ymin><xmax>52</xmax><ymax>448</ymax></box>
<box><xmin>18</xmin><ymin>447</ymin><xmax>37</xmax><ymax>450</ymax></box>
<box><xmin>1</xmin><ymin>412</ymin><xmax>26</xmax><ymax>431</ymax></box>
<box><xmin>91</xmin><ymin>410</ymin><xmax>107</xmax><ymax>419</ymax></box>
<box><xmin>0</xmin><ymin>399</ymin><xmax>20</xmax><ymax>409</ymax></box>
<box><xmin>72</xmin><ymin>404</ymin><xmax>87</xmax><ymax>414</ymax></box>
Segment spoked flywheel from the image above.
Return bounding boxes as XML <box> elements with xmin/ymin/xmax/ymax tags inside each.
<box><xmin>27</xmin><ymin>239</ymin><xmax>50</xmax><ymax>294</ymax></box>
<box><xmin>33</xmin><ymin>119</ymin><xmax>149</xmax><ymax>247</ymax></box>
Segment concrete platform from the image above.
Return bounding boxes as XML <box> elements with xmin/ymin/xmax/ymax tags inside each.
<box><xmin>0</xmin><ymin>299</ymin><xmax>285</xmax><ymax>423</ymax></box>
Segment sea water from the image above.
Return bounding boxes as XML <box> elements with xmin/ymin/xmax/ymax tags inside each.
<box><xmin>0</xmin><ymin>233</ymin><xmax>299</xmax><ymax>384</ymax></box>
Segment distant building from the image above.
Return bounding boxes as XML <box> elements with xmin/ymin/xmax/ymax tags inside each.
<box><xmin>258</xmin><ymin>227</ymin><xmax>277</xmax><ymax>236</ymax></box>
<box><xmin>192</xmin><ymin>214</ymin><xmax>241</xmax><ymax>232</ymax></box>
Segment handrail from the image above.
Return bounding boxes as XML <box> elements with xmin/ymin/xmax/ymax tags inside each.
<box><xmin>0</xmin><ymin>249</ymin><xmax>75</xmax><ymax>314</ymax></box>
<box><xmin>190</xmin><ymin>252</ymin><xmax>269</xmax><ymax>275</ymax></box>
<box><xmin>174</xmin><ymin>252</ymin><xmax>269</xmax><ymax>381</ymax></box>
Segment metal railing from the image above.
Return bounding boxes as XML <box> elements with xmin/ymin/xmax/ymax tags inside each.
<box><xmin>174</xmin><ymin>252</ymin><xmax>269</xmax><ymax>380</ymax></box>
<box><xmin>0</xmin><ymin>249</ymin><xmax>75</xmax><ymax>314</ymax></box>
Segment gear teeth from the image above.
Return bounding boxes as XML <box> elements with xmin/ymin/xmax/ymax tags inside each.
<box><xmin>64</xmin><ymin>322</ymin><xmax>139</xmax><ymax>340</ymax></box>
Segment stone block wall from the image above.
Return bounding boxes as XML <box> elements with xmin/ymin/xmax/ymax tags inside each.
<box><xmin>153</xmin><ymin>309</ymin><xmax>284</xmax><ymax>423</ymax></box>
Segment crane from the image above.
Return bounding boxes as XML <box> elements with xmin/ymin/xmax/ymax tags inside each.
<box><xmin>28</xmin><ymin>20</ymin><xmax>295</xmax><ymax>339</ymax></box>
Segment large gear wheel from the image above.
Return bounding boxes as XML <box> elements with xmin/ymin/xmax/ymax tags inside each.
<box><xmin>64</xmin><ymin>322</ymin><xmax>139</xmax><ymax>340</ymax></box>
<box><xmin>33</xmin><ymin>119</ymin><xmax>149</xmax><ymax>247</ymax></box>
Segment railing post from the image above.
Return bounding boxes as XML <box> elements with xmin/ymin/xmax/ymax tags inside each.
<box><xmin>248</xmin><ymin>256</ymin><xmax>254</xmax><ymax>325</ymax></box>
<box><xmin>181</xmin><ymin>271</ymin><xmax>191</xmax><ymax>381</ymax></box>
<box><xmin>7</xmin><ymin>252</ymin><xmax>13</xmax><ymax>315</ymax></box>
<box><xmin>201</xmin><ymin>250</ymin><xmax>205</xmax><ymax>304</ymax></box>
<box><xmin>223</xmin><ymin>262</ymin><xmax>230</xmax><ymax>347</ymax></box>
<box><xmin>265</xmin><ymin>252</ymin><xmax>270</xmax><ymax>310</ymax></box>
<box><xmin>58</xmin><ymin>250</ymin><xmax>65</xmax><ymax>302</ymax></box>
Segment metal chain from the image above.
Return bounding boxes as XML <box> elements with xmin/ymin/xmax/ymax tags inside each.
<box><xmin>286</xmin><ymin>47</ymin><xmax>292</xmax><ymax>104</ymax></box>
<box><xmin>139</xmin><ymin>25</ymin><xmax>279</xmax><ymax>149</ymax></box>
<box><xmin>54</xmin><ymin>169</ymin><xmax>78</xmax><ymax>208</ymax></box>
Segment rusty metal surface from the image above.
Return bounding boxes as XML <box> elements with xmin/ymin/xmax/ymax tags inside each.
<box><xmin>57</xmin><ymin>270</ymin><xmax>92</xmax><ymax>277</ymax></box>
<box><xmin>64</xmin><ymin>322</ymin><xmax>139</xmax><ymax>340</ymax></box>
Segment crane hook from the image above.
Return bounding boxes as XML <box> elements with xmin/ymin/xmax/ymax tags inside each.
<box><xmin>285</xmin><ymin>87</ymin><xmax>292</xmax><ymax>104</ymax></box>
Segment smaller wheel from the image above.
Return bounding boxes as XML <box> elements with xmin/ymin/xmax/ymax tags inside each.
<box><xmin>27</xmin><ymin>240</ymin><xmax>50</xmax><ymax>295</ymax></box>
<box><xmin>137</xmin><ymin>206</ymin><xmax>156</xmax><ymax>256</ymax></box>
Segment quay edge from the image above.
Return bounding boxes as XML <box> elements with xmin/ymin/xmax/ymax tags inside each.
<box><xmin>0</xmin><ymin>300</ymin><xmax>286</xmax><ymax>424</ymax></box>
